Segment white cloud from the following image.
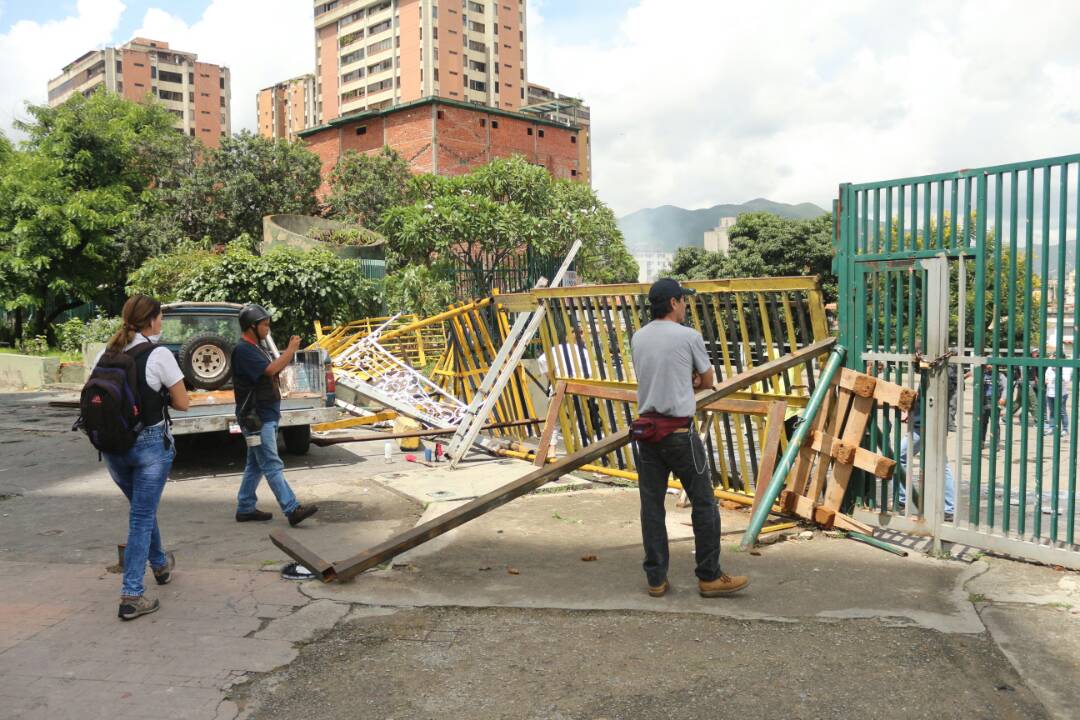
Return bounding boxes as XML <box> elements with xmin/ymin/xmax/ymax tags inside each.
<box><xmin>133</xmin><ymin>0</ymin><xmax>313</xmax><ymax>133</ymax></box>
<box><xmin>527</xmin><ymin>0</ymin><xmax>1080</xmax><ymax>216</ymax></box>
<box><xmin>0</xmin><ymin>0</ymin><xmax>126</xmax><ymax>137</ymax></box>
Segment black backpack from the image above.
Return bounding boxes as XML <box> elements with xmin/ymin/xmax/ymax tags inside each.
<box><xmin>75</xmin><ymin>342</ymin><xmax>157</xmax><ymax>454</ymax></box>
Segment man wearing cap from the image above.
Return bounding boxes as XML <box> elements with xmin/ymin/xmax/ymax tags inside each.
<box><xmin>630</xmin><ymin>278</ymin><xmax>749</xmax><ymax>598</ymax></box>
<box><xmin>231</xmin><ymin>304</ymin><xmax>319</xmax><ymax>526</ymax></box>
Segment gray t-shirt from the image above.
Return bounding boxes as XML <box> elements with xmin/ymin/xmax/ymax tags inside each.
<box><xmin>631</xmin><ymin>320</ymin><xmax>711</xmax><ymax>417</ymax></box>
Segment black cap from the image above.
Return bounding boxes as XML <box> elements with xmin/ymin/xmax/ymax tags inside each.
<box><xmin>648</xmin><ymin>278</ymin><xmax>696</xmax><ymax>306</ymax></box>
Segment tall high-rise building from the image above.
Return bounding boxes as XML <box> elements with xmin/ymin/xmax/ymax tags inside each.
<box><xmin>704</xmin><ymin>216</ymin><xmax>737</xmax><ymax>254</ymax></box>
<box><xmin>520</xmin><ymin>82</ymin><xmax>590</xmax><ymax>183</ymax></box>
<box><xmin>312</xmin><ymin>0</ymin><xmax>527</xmax><ymax>124</ymax></box>
<box><xmin>257</xmin><ymin>74</ymin><xmax>317</xmax><ymax>141</ymax></box>
<box><xmin>47</xmin><ymin>38</ymin><xmax>231</xmax><ymax>148</ymax></box>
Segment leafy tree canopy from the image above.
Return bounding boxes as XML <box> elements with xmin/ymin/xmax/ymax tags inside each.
<box><xmin>0</xmin><ymin>91</ymin><xmax>188</xmax><ymax>334</ymax></box>
<box><xmin>326</xmin><ymin>146</ymin><xmax>413</xmax><ymax>227</ymax></box>
<box><xmin>380</xmin><ymin>155</ymin><xmax>637</xmax><ymax>292</ymax></box>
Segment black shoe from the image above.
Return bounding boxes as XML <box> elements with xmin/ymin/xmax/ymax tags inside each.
<box><xmin>287</xmin><ymin>504</ymin><xmax>319</xmax><ymax>527</ymax></box>
<box><xmin>152</xmin><ymin>551</ymin><xmax>175</xmax><ymax>585</ymax></box>
<box><xmin>236</xmin><ymin>509</ymin><xmax>273</xmax><ymax>522</ymax></box>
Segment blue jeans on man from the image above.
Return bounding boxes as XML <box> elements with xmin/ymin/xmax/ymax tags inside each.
<box><xmin>104</xmin><ymin>424</ymin><xmax>174</xmax><ymax>597</ymax></box>
<box><xmin>1044</xmin><ymin>394</ymin><xmax>1070</xmax><ymax>435</ymax></box>
<box><xmin>237</xmin><ymin>421</ymin><xmax>299</xmax><ymax>515</ymax></box>
<box><xmin>898</xmin><ymin>430</ymin><xmax>955</xmax><ymax>516</ymax></box>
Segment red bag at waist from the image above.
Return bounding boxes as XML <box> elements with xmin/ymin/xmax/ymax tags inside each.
<box><xmin>630</xmin><ymin>412</ymin><xmax>690</xmax><ymax>444</ymax></box>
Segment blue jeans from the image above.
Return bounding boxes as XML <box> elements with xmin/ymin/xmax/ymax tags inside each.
<box><xmin>237</xmin><ymin>421</ymin><xmax>299</xmax><ymax>515</ymax></box>
<box><xmin>1044</xmin><ymin>394</ymin><xmax>1070</xmax><ymax>434</ymax></box>
<box><xmin>898</xmin><ymin>430</ymin><xmax>955</xmax><ymax>515</ymax></box>
<box><xmin>104</xmin><ymin>424</ymin><xmax>175</xmax><ymax>597</ymax></box>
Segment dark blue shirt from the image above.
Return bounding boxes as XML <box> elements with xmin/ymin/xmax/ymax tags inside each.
<box><xmin>233</xmin><ymin>340</ymin><xmax>281</xmax><ymax>423</ymax></box>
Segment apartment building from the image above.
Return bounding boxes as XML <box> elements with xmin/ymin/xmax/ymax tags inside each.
<box><xmin>634</xmin><ymin>252</ymin><xmax>674</xmax><ymax>283</ymax></box>
<box><xmin>257</xmin><ymin>74</ymin><xmax>317</xmax><ymax>141</ymax></box>
<box><xmin>312</xmin><ymin>0</ymin><xmax>527</xmax><ymax>124</ymax></box>
<box><xmin>520</xmin><ymin>82</ymin><xmax>590</xmax><ymax>183</ymax></box>
<box><xmin>46</xmin><ymin>38</ymin><xmax>231</xmax><ymax>147</ymax></box>
<box><xmin>704</xmin><ymin>216</ymin><xmax>737</xmax><ymax>254</ymax></box>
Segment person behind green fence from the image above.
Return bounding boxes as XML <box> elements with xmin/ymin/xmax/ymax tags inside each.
<box><xmin>1043</xmin><ymin>341</ymin><xmax>1073</xmax><ymax>437</ymax></box>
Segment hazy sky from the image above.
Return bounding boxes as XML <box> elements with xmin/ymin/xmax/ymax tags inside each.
<box><xmin>3</xmin><ymin>0</ymin><xmax>1080</xmax><ymax>216</ymax></box>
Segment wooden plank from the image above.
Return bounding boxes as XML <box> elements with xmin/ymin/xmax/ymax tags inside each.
<box><xmin>310</xmin><ymin>419</ymin><xmax>540</xmax><ymax>446</ymax></box>
<box><xmin>268</xmin><ymin>529</ymin><xmax>335</xmax><ymax>580</ymax></box>
<box><xmin>779</xmin><ymin>493</ymin><xmax>873</xmax><ymax>534</ymax></box>
<box><xmin>807</xmin><ymin>430</ymin><xmax>896</xmax><ymax>479</ymax></box>
<box><xmin>752</xmin><ymin>401</ymin><xmax>788</xmax><ymax>509</ymax></box>
<box><xmin>534</xmin><ymin>380</ymin><xmax>566</xmax><ymax>466</ymax></box>
<box><xmin>804</xmin><ymin>382</ymin><xmax>852</xmax><ymax>504</ymax></box>
<box><xmin>312</xmin><ymin>410</ymin><xmax>397</xmax><ymax>432</ymax></box>
<box><xmin>838</xmin><ymin>368</ymin><xmax>878</xmax><ymax>398</ymax></box>
<box><xmin>268</xmin><ymin>338</ymin><xmax>837</xmax><ymax>582</ymax></box>
<box><xmin>821</xmin><ymin>386</ymin><xmax>876</xmax><ymax>512</ymax></box>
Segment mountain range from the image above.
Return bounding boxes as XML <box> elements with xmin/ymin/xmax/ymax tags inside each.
<box><xmin>617</xmin><ymin>198</ymin><xmax>828</xmax><ymax>255</ymax></box>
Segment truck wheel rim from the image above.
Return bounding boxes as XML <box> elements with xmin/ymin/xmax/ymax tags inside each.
<box><xmin>193</xmin><ymin>346</ymin><xmax>227</xmax><ymax>379</ymax></box>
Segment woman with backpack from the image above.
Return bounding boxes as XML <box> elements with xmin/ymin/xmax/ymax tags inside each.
<box><xmin>89</xmin><ymin>294</ymin><xmax>190</xmax><ymax>620</ymax></box>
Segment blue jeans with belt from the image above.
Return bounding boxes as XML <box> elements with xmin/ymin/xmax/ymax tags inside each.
<box><xmin>104</xmin><ymin>424</ymin><xmax>174</xmax><ymax>598</ymax></box>
<box><xmin>237</xmin><ymin>420</ymin><xmax>299</xmax><ymax>515</ymax></box>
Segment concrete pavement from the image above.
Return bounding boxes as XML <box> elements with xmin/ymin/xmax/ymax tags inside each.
<box><xmin>0</xmin><ymin>390</ymin><xmax>1078</xmax><ymax>719</ymax></box>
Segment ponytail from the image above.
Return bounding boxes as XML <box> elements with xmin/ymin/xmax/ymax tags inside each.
<box><xmin>107</xmin><ymin>295</ymin><xmax>162</xmax><ymax>352</ymax></box>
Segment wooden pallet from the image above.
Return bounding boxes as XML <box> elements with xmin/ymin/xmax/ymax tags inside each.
<box><xmin>772</xmin><ymin>368</ymin><xmax>915</xmax><ymax>533</ymax></box>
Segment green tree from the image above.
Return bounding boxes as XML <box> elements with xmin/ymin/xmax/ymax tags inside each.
<box><xmin>0</xmin><ymin>92</ymin><xmax>189</xmax><ymax>336</ymax></box>
<box><xmin>382</xmin><ymin>264</ymin><xmax>456</xmax><ymax>317</ymax></box>
<box><xmin>380</xmin><ymin>155</ymin><xmax>635</xmax><ymax>292</ymax></box>
<box><xmin>326</xmin><ymin>147</ymin><xmax>413</xmax><ymax>226</ymax></box>
<box><xmin>125</xmin><ymin>242</ymin><xmax>222</xmax><ymax>302</ymax></box>
<box><xmin>158</xmin><ymin>131</ymin><xmax>322</xmax><ymax>246</ymax></box>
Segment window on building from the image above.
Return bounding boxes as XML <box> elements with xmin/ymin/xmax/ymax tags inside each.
<box><xmin>469</xmin><ymin>60</ymin><xmax>486</xmax><ymax>72</ymax></box>
<box><xmin>368</xmin><ymin>0</ymin><xmax>391</xmax><ymax>15</ymax></box>
<box><xmin>470</xmin><ymin>21</ymin><xmax>485</xmax><ymax>32</ymax></box>
<box><xmin>150</xmin><ymin>66</ymin><xmax>157</xmax><ymax>79</ymax></box>
<box><xmin>189</xmin><ymin>128</ymin><xmax>195</xmax><ymax>136</ymax></box>
<box><xmin>341</xmin><ymin>48</ymin><xmax>365</xmax><ymax>65</ymax></box>
<box><xmin>159</xmin><ymin>69</ymin><xmax>183</xmax><ymax>83</ymax></box>
<box><xmin>367</xmin><ymin>37</ymin><xmax>393</xmax><ymax>54</ymax></box>
<box><xmin>571</xmin><ymin>135</ymin><xmax>577</xmax><ymax>144</ymax></box>
<box><xmin>220</xmin><ymin>77</ymin><xmax>225</xmax><ymax>90</ymax></box>
<box><xmin>202</xmin><ymin>127</ymin><xmax>210</xmax><ymax>133</ymax></box>
<box><xmin>339</xmin><ymin>29</ymin><xmax>365</xmax><ymax>47</ymax></box>
<box><xmin>571</xmin><ymin>169</ymin><xmax>578</xmax><ymax>177</ymax></box>
<box><xmin>368</xmin><ymin>19</ymin><xmax>391</xmax><ymax>35</ymax></box>
<box><xmin>437</xmin><ymin>110</ymin><xmax>444</xmax><ymax>119</ymax></box>
<box><xmin>480</xmin><ymin>118</ymin><xmax>486</xmax><ymax>127</ymax></box>
<box><xmin>468</xmin><ymin>40</ymin><xmax>486</xmax><ymax>52</ymax></box>
<box><xmin>341</xmin><ymin>67</ymin><xmax>366</xmax><ymax>84</ymax></box>
<box><xmin>356</xmin><ymin>126</ymin><xmax>367</xmax><ymax>135</ymax></box>
<box><xmin>116</xmin><ymin>60</ymin><xmax>122</xmax><ymax>73</ymax></box>
<box><xmin>159</xmin><ymin>89</ymin><xmax>183</xmax><ymax>101</ymax></box>
<box><xmin>134</xmin><ymin>62</ymin><xmax>144</xmax><ymax>67</ymax></box>
<box><xmin>491</xmin><ymin>120</ymin><xmax>498</xmax><ymax>128</ymax></box>
<box><xmin>526</xmin><ymin>127</ymin><xmax>532</xmax><ymax>136</ymax></box>
<box><xmin>188</xmin><ymin>72</ymin><xmax>194</xmax><ymax>83</ymax></box>
<box><xmin>367</xmin><ymin>58</ymin><xmax>392</xmax><ymax>75</ymax></box>
<box><xmin>469</xmin><ymin>1</ymin><xmax>484</xmax><ymax>12</ymax></box>
<box><xmin>220</xmin><ymin>96</ymin><xmax>225</xmax><ymax>107</ymax></box>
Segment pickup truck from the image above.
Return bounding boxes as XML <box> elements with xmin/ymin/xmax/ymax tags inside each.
<box><xmin>160</xmin><ymin>302</ymin><xmax>339</xmax><ymax>453</ymax></box>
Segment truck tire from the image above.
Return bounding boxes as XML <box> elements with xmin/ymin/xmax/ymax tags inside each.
<box><xmin>283</xmin><ymin>425</ymin><xmax>311</xmax><ymax>455</ymax></box>
<box><xmin>179</xmin><ymin>333</ymin><xmax>234</xmax><ymax>390</ymax></box>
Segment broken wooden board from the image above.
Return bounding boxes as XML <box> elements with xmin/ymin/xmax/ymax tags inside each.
<box><xmin>269</xmin><ymin>337</ymin><xmax>837</xmax><ymax>582</ymax></box>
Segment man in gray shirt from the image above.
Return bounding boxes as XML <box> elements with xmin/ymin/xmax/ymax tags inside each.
<box><xmin>630</xmin><ymin>278</ymin><xmax>749</xmax><ymax>598</ymax></box>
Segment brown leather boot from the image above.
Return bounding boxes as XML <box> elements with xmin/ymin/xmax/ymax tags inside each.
<box><xmin>698</xmin><ymin>574</ymin><xmax>749</xmax><ymax>597</ymax></box>
<box><xmin>647</xmin><ymin>579</ymin><xmax>669</xmax><ymax>597</ymax></box>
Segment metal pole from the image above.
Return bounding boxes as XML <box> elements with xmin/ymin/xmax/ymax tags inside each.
<box><xmin>741</xmin><ymin>345</ymin><xmax>847</xmax><ymax>549</ymax></box>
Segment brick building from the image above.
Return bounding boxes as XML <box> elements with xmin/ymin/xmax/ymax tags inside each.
<box><xmin>47</xmin><ymin>38</ymin><xmax>231</xmax><ymax>147</ymax></box>
<box><xmin>299</xmin><ymin>97</ymin><xmax>580</xmax><ymax>191</ymax></box>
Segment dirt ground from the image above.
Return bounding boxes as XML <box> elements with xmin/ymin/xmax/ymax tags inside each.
<box><xmin>233</xmin><ymin>606</ymin><xmax>1045</xmax><ymax>720</ymax></box>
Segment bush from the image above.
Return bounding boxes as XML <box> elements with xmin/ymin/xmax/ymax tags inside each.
<box><xmin>180</xmin><ymin>245</ymin><xmax>381</xmax><ymax>341</ymax></box>
<box><xmin>126</xmin><ymin>243</ymin><xmax>219</xmax><ymax>302</ymax></box>
<box><xmin>310</xmin><ymin>227</ymin><xmax>383</xmax><ymax>247</ymax></box>
<box><xmin>15</xmin><ymin>335</ymin><xmax>49</xmax><ymax>355</ymax></box>
<box><xmin>382</xmin><ymin>265</ymin><xmax>455</xmax><ymax>318</ymax></box>
<box><xmin>54</xmin><ymin>315</ymin><xmax>122</xmax><ymax>355</ymax></box>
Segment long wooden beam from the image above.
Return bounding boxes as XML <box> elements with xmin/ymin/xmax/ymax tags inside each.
<box><xmin>269</xmin><ymin>337</ymin><xmax>836</xmax><ymax>582</ymax></box>
<box><xmin>310</xmin><ymin>418</ymin><xmax>540</xmax><ymax>446</ymax></box>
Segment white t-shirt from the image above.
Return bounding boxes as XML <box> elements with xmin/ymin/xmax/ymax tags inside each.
<box><xmin>1044</xmin><ymin>366</ymin><xmax>1073</xmax><ymax>398</ymax></box>
<box><xmin>538</xmin><ymin>342</ymin><xmax>592</xmax><ymax>379</ymax></box>
<box><xmin>92</xmin><ymin>334</ymin><xmax>185</xmax><ymax>425</ymax></box>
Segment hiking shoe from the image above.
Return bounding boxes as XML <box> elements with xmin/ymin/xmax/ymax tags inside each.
<box><xmin>118</xmin><ymin>595</ymin><xmax>160</xmax><ymax>621</ymax></box>
<box><xmin>235</xmin><ymin>509</ymin><xmax>273</xmax><ymax>522</ymax></box>
<box><xmin>152</xmin><ymin>551</ymin><xmax>175</xmax><ymax>585</ymax></box>
<box><xmin>698</xmin><ymin>574</ymin><xmax>749</xmax><ymax>597</ymax></box>
<box><xmin>647</xmin><ymin>579</ymin><xmax>669</xmax><ymax>597</ymax></box>
<box><xmin>287</xmin><ymin>504</ymin><xmax>319</xmax><ymax>527</ymax></box>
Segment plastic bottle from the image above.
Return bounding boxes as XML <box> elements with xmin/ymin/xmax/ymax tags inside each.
<box><xmin>384</xmin><ymin>441</ymin><xmax>393</xmax><ymax>463</ymax></box>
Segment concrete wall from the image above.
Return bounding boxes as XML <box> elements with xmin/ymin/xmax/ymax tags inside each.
<box><xmin>0</xmin><ymin>355</ymin><xmax>61</xmax><ymax>390</ymax></box>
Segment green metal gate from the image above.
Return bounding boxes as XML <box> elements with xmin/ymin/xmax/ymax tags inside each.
<box><xmin>836</xmin><ymin>153</ymin><xmax>1080</xmax><ymax>568</ymax></box>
